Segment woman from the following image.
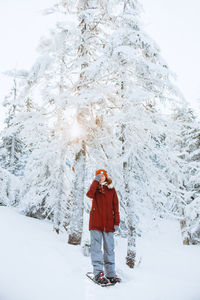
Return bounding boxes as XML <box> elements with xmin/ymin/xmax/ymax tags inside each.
<box><xmin>86</xmin><ymin>169</ymin><xmax>121</xmax><ymax>284</ymax></box>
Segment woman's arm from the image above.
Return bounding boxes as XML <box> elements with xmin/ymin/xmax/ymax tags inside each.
<box><xmin>86</xmin><ymin>180</ymin><xmax>99</xmax><ymax>199</ymax></box>
<box><xmin>113</xmin><ymin>188</ymin><xmax>120</xmax><ymax>225</ymax></box>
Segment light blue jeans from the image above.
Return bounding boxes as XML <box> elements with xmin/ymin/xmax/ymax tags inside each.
<box><xmin>90</xmin><ymin>230</ymin><xmax>116</xmax><ymax>277</ymax></box>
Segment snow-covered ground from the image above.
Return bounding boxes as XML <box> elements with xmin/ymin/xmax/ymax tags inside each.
<box><xmin>0</xmin><ymin>206</ymin><xmax>199</xmax><ymax>300</ymax></box>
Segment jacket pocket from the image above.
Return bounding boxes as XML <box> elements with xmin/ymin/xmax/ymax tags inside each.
<box><xmin>90</xmin><ymin>207</ymin><xmax>96</xmax><ymax>214</ymax></box>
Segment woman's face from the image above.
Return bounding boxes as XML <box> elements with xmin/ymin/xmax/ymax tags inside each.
<box><xmin>100</xmin><ymin>174</ymin><xmax>106</xmax><ymax>183</ymax></box>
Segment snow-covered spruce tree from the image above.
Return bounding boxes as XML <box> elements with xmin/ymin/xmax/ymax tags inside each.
<box><xmin>172</xmin><ymin>107</ymin><xmax>200</xmax><ymax>245</ymax></box>
<box><xmin>9</xmin><ymin>2</ymin><xmax>77</xmax><ymax>232</ymax></box>
<box><xmin>0</xmin><ymin>71</ymin><xmax>28</xmax><ymax>178</ymax></box>
<box><xmin>92</xmin><ymin>0</ymin><xmax>185</xmax><ymax>267</ymax></box>
<box><xmin>0</xmin><ymin>70</ymin><xmax>31</xmax><ymax>206</ymax></box>
<box><xmin>20</xmin><ymin>137</ymin><xmax>72</xmax><ymax>232</ymax></box>
<box><xmin>67</xmin><ymin>0</ymin><xmax>90</xmax><ymax>245</ymax></box>
<box><xmin>9</xmin><ymin>65</ymin><xmax>72</xmax><ymax>231</ymax></box>
<box><xmin>49</xmin><ymin>0</ymin><xmax>122</xmax><ymax>245</ymax></box>
<box><xmin>15</xmin><ymin>95</ymin><xmax>73</xmax><ymax>232</ymax></box>
<box><xmin>0</xmin><ymin>166</ymin><xmax>20</xmax><ymax>206</ymax></box>
<box><xmin>67</xmin><ymin>0</ymin><xmax>111</xmax><ymax>245</ymax></box>
<box><xmin>185</xmin><ymin>197</ymin><xmax>200</xmax><ymax>244</ymax></box>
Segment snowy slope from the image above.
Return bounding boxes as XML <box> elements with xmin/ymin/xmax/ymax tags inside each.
<box><xmin>0</xmin><ymin>207</ymin><xmax>199</xmax><ymax>300</ymax></box>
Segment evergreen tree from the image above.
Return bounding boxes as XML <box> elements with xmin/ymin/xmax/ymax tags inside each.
<box><xmin>0</xmin><ymin>71</ymin><xmax>28</xmax><ymax>177</ymax></box>
<box><xmin>91</xmin><ymin>0</ymin><xmax>186</xmax><ymax>267</ymax></box>
<box><xmin>172</xmin><ymin>107</ymin><xmax>200</xmax><ymax>245</ymax></box>
<box><xmin>0</xmin><ymin>166</ymin><xmax>20</xmax><ymax>206</ymax></box>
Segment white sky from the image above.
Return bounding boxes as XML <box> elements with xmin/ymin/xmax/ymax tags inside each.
<box><xmin>0</xmin><ymin>0</ymin><xmax>200</xmax><ymax>129</ymax></box>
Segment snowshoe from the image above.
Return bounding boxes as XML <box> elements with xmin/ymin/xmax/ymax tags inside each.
<box><xmin>106</xmin><ymin>275</ymin><xmax>121</xmax><ymax>284</ymax></box>
<box><xmin>86</xmin><ymin>272</ymin><xmax>115</xmax><ymax>287</ymax></box>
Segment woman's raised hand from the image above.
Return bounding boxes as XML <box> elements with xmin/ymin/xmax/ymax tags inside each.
<box><xmin>94</xmin><ymin>174</ymin><xmax>101</xmax><ymax>182</ymax></box>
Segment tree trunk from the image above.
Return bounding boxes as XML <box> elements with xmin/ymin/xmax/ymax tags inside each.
<box><xmin>54</xmin><ymin>148</ymin><xmax>65</xmax><ymax>234</ymax></box>
<box><xmin>120</xmin><ymin>124</ymin><xmax>136</xmax><ymax>268</ymax></box>
<box><xmin>180</xmin><ymin>219</ymin><xmax>190</xmax><ymax>245</ymax></box>
<box><xmin>125</xmin><ymin>159</ymin><xmax>136</xmax><ymax>268</ymax></box>
<box><xmin>68</xmin><ymin>140</ymin><xmax>86</xmax><ymax>245</ymax></box>
<box><xmin>126</xmin><ymin>207</ymin><xmax>136</xmax><ymax>268</ymax></box>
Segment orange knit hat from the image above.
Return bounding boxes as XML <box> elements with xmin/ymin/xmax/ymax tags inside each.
<box><xmin>95</xmin><ymin>169</ymin><xmax>108</xmax><ymax>179</ymax></box>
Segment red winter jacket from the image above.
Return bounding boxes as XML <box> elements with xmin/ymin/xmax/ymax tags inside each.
<box><xmin>86</xmin><ymin>180</ymin><xmax>120</xmax><ymax>232</ymax></box>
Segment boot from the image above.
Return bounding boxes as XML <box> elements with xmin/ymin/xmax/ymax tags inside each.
<box><xmin>94</xmin><ymin>271</ymin><xmax>109</xmax><ymax>284</ymax></box>
<box><xmin>106</xmin><ymin>275</ymin><xmax>121</xmax><ymax>283</ymax></box>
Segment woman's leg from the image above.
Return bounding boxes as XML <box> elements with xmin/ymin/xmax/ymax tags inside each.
<box><xmin>90</xmin><ymin>230</ymin><xmax>104</xmax><ymax>276</ymax></box>
<box><xmin>102</xmin><ymin>232</ymin><xmax>116</xmax><ymax>277</ymax></box>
